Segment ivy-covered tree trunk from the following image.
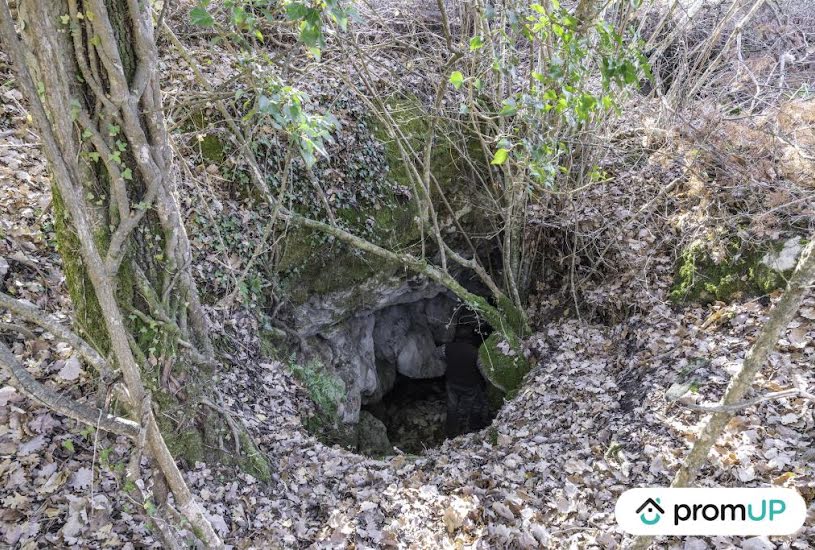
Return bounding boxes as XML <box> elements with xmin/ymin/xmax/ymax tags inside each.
<box><xmin>14</xmin><ymin>0</ymin><xmax>230</xmax><ymax>463</ymax></box>
<box><xmin>0</xmin><ymin>0</ymin><xmax>265</xmax><ymax>545</ymax></box>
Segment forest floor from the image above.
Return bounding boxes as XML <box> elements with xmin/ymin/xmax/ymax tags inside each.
<box><xmin>3</xmin><ymin>82</ymin><xmax>814</xmax><ymax>548</ymax></box>
<box><xmin>3</xmin><ymin>2</ymin><xmax>815</xmax><ymax>549</ymax></box>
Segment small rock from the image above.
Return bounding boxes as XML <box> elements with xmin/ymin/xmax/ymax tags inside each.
<box><xmin>761</xmin><ymin>237</ymin><xmax>803</xmax><ymax>272</ymax></box>
<box><xmin>741</xmin><ymin>537</ymin><xmax>774</xmax><ymax>550</ymax></box>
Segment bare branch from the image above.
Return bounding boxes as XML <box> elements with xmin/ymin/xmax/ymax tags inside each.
<box><xmin>0</xmin><ymin>291</ymin><xmax>109</xmax><ymax>375</ymax></box>
<box><xmin>679</xmin><ymin>388</ymin><xmax>815</xmax><ymax>413</ymax></box>
<box><xmin>0</xmin><ymin>342</ymin><xmax>140</xmax><ymax>438</ymax></box>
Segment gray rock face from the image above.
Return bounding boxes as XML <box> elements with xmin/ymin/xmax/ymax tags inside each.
<box><xmin>762</xmin><ymin>237</ymin><xmax>804</xmax><ymax>272</ymax></box>
<box><xmin>293</xmin><ymin>274</ymin><xmax>446</xmax><ymax>337</ymax></box>
<box><xmin>373</xmin><ymin>304</ymin><xmax>447</xmax><ymax>379</ymax></box>
<box><xmin>293</xmin><ymin>276</ymin><xmax>459</xmax><ymax>423</ymax></box>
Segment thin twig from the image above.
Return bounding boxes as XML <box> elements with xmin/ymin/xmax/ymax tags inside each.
<box><xmin>678</xmin><ymin>388</ymin><xmax>815</xmax><ymax>413</ymax></box>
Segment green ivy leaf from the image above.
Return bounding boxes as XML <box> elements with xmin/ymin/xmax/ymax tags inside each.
<box><xmin>449</xmin><ymin>71</ymin><xmax>464</xmax><ymax>90</ymax></box>
<box><xmin>299</xmin><ymin>20</ymin><xmax>323</xmax><ymax>59</ymax></box>
<box><xmin>285</xmin><ymin>2</ymin><xmax>311</xmax><ymax>20</ymax></box>
<box><xmin>69</xmin><ymin>99</ymin><xmax>80</xmax><ymax>122</ymax></box>
<box><xmin>498</xmin><ymin>98</ymin><xmax>517</xmax><ymax>116</ymax></box>
<box><xmin>491</xmin><ymin>148</ymin><xmax>509</xmax><ymax>165</ymax></box>
<box><xmin>121</xmin><ymin>167</ymin><xmax>133</xmax><ymax>181</ymax></box>
<box><xmin>469</xmin><ymin>35</ymin><xmax>484</xmax><ymax>51</ymax></box>
<box><xmin>333</xmin><ymin>10</ymin><xmax>349</xmax><ymax>32</ymax></box>
<box><xmin>190</xmin><ymin>6</ymin><xmax>214</xmax><ymax>27</ymax></box>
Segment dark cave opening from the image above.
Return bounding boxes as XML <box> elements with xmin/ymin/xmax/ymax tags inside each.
<box><xmin>363</xmin><ymin>374</ymin><xmax>448</xmax><ymax>454</ymax></box>
<box><xmin>355</xmin><ymin>293</ymin><xmax>503</xmax><ymax>454</ymax></box>
<box><xmin>362</xmin><ymin>364</ymin><xmax>500</xmax><ymax>455</ymax></box>
<box><xmin>304</xmin><ymin>282</ymin><xmax>506</xmax><ymax>456</ymax></box>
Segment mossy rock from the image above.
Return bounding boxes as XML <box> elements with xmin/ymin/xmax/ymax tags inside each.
<box><xmin>288</xmin><ymin>358</ymin><xmax>350</xmax><ymax>449</ymax></box>
<box><xmin>236</xmin><ymin>433</ymin><xmax>273</xmax><ymax>482</ymax></box>
<box><xmin>478</xmin><ymin>333</ymin><xmax>530</xmax><ymax>395</ymax></box>
<box><xmin>371</xmin><ymin>96</ymin><xmax>489</xmax><ymax>225</ymax></box>
<box><xmin>165</xmin><ymin>429</ymin><xmax>205</xmax><ymax>465</ymax></box>
<box><xmin>288</xmin><ymin>358</ymin><xmax>346</xmax><ymax>420</ymax></box>
<box><xmin>670</xmin><ymin>238</ymin><xmax>805</xmax><ymax>304</ymax></box>
<box><xmin>279</xmin><ymin>221</ymin><xmax>409</xmax><ymax>305</ymax></box>
<box><xmin>199</xmin><ymin>134</ymin><xmax>226</xmax><ymax>164</ymax></box>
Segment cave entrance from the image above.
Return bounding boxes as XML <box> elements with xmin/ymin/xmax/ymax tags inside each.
<box><xmin>361</xmin><ymin>300</ymin><xmax>501</xmax><ymax>454</ymax></box>
<box><xmin>304</xmin><ymin>283</ymin><xmax>503</xmax><ymax>457</ymax></box>
<box><xmin>363</xmin><ymin>369</ymin><xmax>501</xmax><ymax>454</ymax></box>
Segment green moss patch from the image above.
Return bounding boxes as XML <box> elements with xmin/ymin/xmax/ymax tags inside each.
<box><xmin>236</xmin><ymin>433</ymin><xmax>272</xmax><ymax>482</ymax></box>
<box><xmin>51</xmin><ymin>189</ymin><xmax>112</xmax><ymax>354</ymax></box>
<box><xmin>199</xmin><ymin>134</ymin><xmax>226</xmax><ymax>164</ymax></box>
<box><xmin>164</xmin><ymin>428</ymin><xmax>205</xmax><ymax>465</ymax></box>
<box><xmin>278</xmin><ymin>94</ymin><xmax>490</xmax><ymax>305</ymax></box>
<box><xmin>288</xmin><ymin>358</ymin><xmax>346</xmax><ymax>423</ymax></box>
<box><xmin>670</xmin><ymin>238</ymin><xmax>803</xmax><ymax>304</ymax></box>
<box><xmin>478</xmin><ymin>332</ymin><xmax>531</xmax><ymax>395</ymax></box>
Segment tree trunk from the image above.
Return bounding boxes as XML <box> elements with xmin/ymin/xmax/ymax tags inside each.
<box><xmin>0</xmin><ymin>0</ymin><xmax>269</xmax><ymax>545</ymax></box>
<box><xmin>10</xmin><ymin>0</ymin><xmax>248</xmax><ymax>469</ymax></box>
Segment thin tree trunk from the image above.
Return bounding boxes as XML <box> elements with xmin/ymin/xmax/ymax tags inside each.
<box><xmin>0</xmin><ymin>1</ymin><xmax>223</xmax><ymax>545</ymax></box>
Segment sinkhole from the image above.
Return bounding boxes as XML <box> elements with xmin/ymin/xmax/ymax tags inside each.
<box><xmin>297</xmin><ymin>281</ymin><xmax>505</xmax><ymax>456</ymax></box>
<box><xmin>357</xmin><ymin>300</ymin><xmax>501</xmax><ymax>455</ymax></box>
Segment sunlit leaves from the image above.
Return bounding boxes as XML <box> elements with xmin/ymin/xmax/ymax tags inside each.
<box><xmin>499</xmin><ymin>98</ymin><xmax>518</xmax><ymax>117</ymax></box>
<box><xmin>575</xmin><ymin>94</ymin><xmax>597</xmax><ymax>122</ymax></box>
<box><xmin>255</xmin><ymin>83</ymin><xmax>337</xmax><ymax>168</ymax></box>
<box><xmin>284</xmin><ymin>0</ymin><xmax>353</xmax><ymax>59</ymax></box>
<box><xmin>325</xmin><ymin>0</ymin><xmax>350</xmax><ymax>32</ymax></box>
<box><xmin>299</xmin><ymin>19</ymin><xmax>323</xmax><ymax>58</ymax></box>
<box><xmin>449</xmin><ymin>71</ymin><xmax>464</xmax><ymax>90</ymax></box>
<box><xmin>190</xmin><ymin>6</ymin><xmax>214</xmax><ymax>27</ymax></box>
<box><xmin>475</xmin><ymin>0</ymin><xmax>649</xmax><ymax>187</ymax></box>
<box><xmin>491</xmin><ymin>148</ymin><xmax>509</xmax><ymax>166</ymax></box>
